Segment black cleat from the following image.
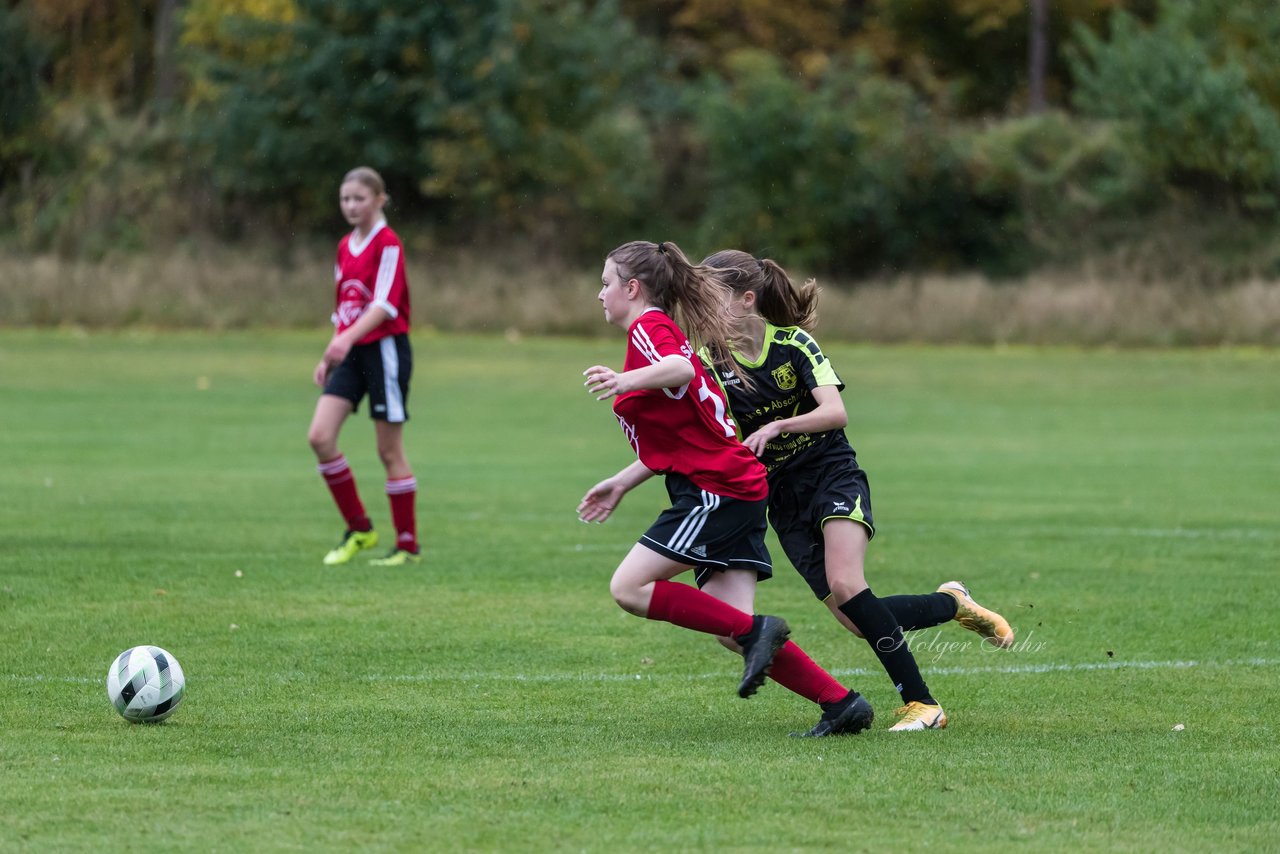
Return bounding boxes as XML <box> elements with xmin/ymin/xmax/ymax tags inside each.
<box><xmin>736</xmin><ymin>615</ymin><xmax>790</xmax><ymax>698</ymax></box>
<box><xmin>792</xmin><ymin>691</ymin><xmax>875</xmax><ymax>737</ymax></box>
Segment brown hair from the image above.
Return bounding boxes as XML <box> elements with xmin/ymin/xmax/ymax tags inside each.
<box><xmin>342</xmin><ymin>166</ymin><xmax>389</xmax><ymax>203</ymax></box>
<box><xmin>702</xmin><ymin>249</ymin><xmax>819</xmax><ymax>332</ymax></box>
<box><xmin>607</xmin><ymin>240</ymin><xmax>740</xmax><ymax>376</ymax></box>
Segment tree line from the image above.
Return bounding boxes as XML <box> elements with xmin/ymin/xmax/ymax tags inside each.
<box><xmin>4</xmin><ymin>0</ymin><xmax>1280</xmax><ymax>279</ymax></box>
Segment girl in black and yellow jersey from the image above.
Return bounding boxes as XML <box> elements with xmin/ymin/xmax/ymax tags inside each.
<box><xmin>699</xmin><ymin>250</ymin><xmax>1015</xmax><ymax>732</ymax></box>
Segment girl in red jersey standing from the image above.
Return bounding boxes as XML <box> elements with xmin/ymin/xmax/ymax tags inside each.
<box><xmin>577</xmin><ymin>240</ymin><xmax>873</xmax><ymax>737</ymax></box>
<box><xmin>307</xmin><ymin>166</ymin><xmax>420</xmax><ymax>567</ymax></box>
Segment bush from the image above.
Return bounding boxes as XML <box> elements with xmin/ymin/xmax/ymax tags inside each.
<box><xmin>9</xmin><ymin>102</ymin><xmax>205</xmax><ymax>257</ymax></box>
<box><xmin>1067</xmin><ymin>1</ymin><xmax>1280</xmax><ymax>208</ymax></box>
<box><xmin>689</xmin><ymin>52</ymin><xmax>953</xmax><ymax>273</ymax></box>
<box><xmin>187</xmin><ymin>0</ymin><xmax>667</xmax><ymax>256</ymax></box>
<box><xmin>689</xmin><ymin>52</ymin><xmax>1044</xmax><ymax>275</ymax></box>
<box><xmin>958</xmin><ymin>112</ymin><xmax>1157</xmax><ymax>262</ymax></box>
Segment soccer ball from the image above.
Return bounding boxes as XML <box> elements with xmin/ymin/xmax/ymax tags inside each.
<box><xmin>106</xmin><ymin>646</ymin><xmax>186</xmax><ymax>723</ymax></box>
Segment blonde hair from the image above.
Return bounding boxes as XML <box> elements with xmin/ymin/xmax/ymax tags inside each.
<box><xmin>342</xmin><ymin>166</ymin><xmax>389</xmax><ymax>204</ymax></box>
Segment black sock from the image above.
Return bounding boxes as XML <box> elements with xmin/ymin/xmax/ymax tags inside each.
<box><xmin>879</xmin><ymin>592</ymin><xmax>958</xmax><ymax>632</ymax></box>
<box><xmin>839</xmin><ymin>588</ymin><xmax>935</xmax><ymax>705</ymax></box>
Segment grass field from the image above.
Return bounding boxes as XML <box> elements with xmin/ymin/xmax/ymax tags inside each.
<box><xmin>1</xmin><ymin>329</ymin><xmax>1278</xmax><ymax>852</ymax></box>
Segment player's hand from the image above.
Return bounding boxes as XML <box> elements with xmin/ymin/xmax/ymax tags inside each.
<box><xmin>313</xmin><ymin>360</ymin><xmax>330</xmax><ymax>387</ymax></box>
<box><xmin>583</xmin><ymin>365</ymin><xmax>627</xmax><ymax>400</ymax></box>
<box><xmin>578</xmin><ymin>479</ymin><xmax>626</xmax><ymax>523</ymax></box>
<box><xmin>742</xmin><ymin>422</ymin><xmax>784</xmax><ymax>457</ymax></box>
<box><xmin>323</xmin><ymin>337</ymin><xmax>353</xmax><ymax>367</ymax></box>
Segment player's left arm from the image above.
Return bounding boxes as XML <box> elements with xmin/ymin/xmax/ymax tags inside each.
<box><xmin>741</xmin><ymin>385</ymin><xmax>846</xmax><ymax>456</ymax></box>
<box><xmin>583</xmin><ymin>355</ymin><xmax>694</xmax><ymax>400</ymax></box>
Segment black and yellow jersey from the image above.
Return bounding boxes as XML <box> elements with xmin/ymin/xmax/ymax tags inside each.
<box><xmin>701</xmin><ymin>322</ymin><xmax>850</xmax><ymax>476</ymax></box>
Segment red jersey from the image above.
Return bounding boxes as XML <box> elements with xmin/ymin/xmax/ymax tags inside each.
<box><xmin>611</xmin><ymin>309</ymin><xmax>768</xmax><ymax>501</ymax></box>
<box><xmin>332</xmin><ymin>220</ymin><xmax>411</xmax><ymax>344</ymax></box>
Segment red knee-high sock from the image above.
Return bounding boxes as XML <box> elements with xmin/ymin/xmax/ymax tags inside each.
<box><xmin>646</xmin><ymin>580</ymin><xmax>755</xmax><ymax>638</ymax></box>
<box><xmin>386</xmin><ymin>476</ymin><xmax>418</xmax><ymax>553</ymax></box>
<box><xmin>767</xmin><ymin>641</ymin><xmax>849</xmax><ymax>706</ymax></box>
<box><xmin>317</xmin><ymin>455</ymin><xmax>370</xmax><ymax>531</ymax></box>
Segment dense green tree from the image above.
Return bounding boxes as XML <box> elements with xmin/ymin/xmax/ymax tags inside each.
<box><xmin>1176</xmin><ymin>0</ymin><xmax>1280</xmax><ymax>110</ymax></box>
<box><xmin>0</xmin><ymin>3</ymin><xmax>49</xmax><ymax>233</ymax></box>
<box><xmin>689</xmin><ymin>51</ymin><xmax>1007</xmax><ymax>274</ymax></box>
<box><xmin>10</xmin><ymin>0</ymin><xmax>1280</xmax><ymax>282</ymax></box>
<box><xmin>187</xmin><ymin>0</ymin><xmax>666</xmax><ymax>250</ymax></box>
<box><xmin>867</xmin><ymin>0</ymin><xmax>1131</xmax><ymax>115</ymax></box>
<box><xmin>646</xmin><ymin>0</ymin><xmax>866</xmax><ymax>79</ymax></box>
<box><xmin>26</xmin><ymin>0</ymin><xmax>161</xmax><ymax>107</ymax></box>
<box><xmin>1069</xmin><ymin>0</ymin><xmax>1280</xmax><ymax>206</ymax></box>
<box><xmin>0</xmin><ymin>4</ymin><xmax>46</xmax><ymax>141</ymax></box>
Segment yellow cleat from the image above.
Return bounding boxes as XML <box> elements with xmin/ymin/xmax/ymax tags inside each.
<box><xmin>322</xmin><ymin>529</ymin><xmax>379</xmax><ymax>565</ymax></box>
<box><xmin>369</xmin><ymin>548</ymin><xmax>421</xmax><ymax>567</ymax></box>
<box><xmin>888</xmin><ymin>701</ymin><xmax>948</xmax><ymax>731</ymax></box>
<box><xmin>938</xmin><ymin>580</ymin><xmax>1014</xmax><ymax>649</ymax></box>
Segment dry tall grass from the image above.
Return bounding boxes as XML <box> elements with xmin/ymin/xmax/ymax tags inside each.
<box><xmin>3</xmin><ymin>245</ymin><xmax>1279</xmax><ymax>345</ymax></box>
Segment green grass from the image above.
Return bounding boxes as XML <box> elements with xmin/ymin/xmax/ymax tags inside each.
<box><xmin>1</xmin><ymin>329</ymin><xmax>1278</xmax><ymax>852</ymax></box>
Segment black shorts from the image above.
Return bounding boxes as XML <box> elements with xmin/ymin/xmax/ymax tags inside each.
<box><xmin>638</xmin><ymin>473</ymin><xmax>773</xmax><ymax>587</ymax></box>
<box><xmin>768</xmin><ymin>445</ymin><xmax>875</xmax><ymax>601</ymax></box>
<box><xmin>323</xmin><ymin>334</ymin><xmax>412</xmax><ymax>422</ymax></box>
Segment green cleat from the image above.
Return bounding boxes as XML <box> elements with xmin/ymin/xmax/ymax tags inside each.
<box><xmin>369</xmin><ymin>548</ymin><xmax>422</xmax><ymax>567</ymax></box>
<box><xmin>322</xmin><ymin>529</ymin><xmax>379</xmax><ymax>565</ymax></box>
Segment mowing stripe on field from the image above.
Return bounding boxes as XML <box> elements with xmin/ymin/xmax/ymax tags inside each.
<box><xmin>377</xmin><ymin>656</ymin><xmax>1280</xmax><ymax>683</ymax></box>
<box><xmin>9</xmin><ymin>657</ymin><xmax>1278</xmax><ymax>685</ymax></box>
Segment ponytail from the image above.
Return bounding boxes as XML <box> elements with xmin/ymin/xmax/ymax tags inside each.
<box><xmin>703</xmin><ymin>249</ymin><xmax>819</xmax><ymax>331</ymax></box>
<box><xmin>607</xmin><ymin>240</ymin><xmax>740</xmax><ymax>377</ymax></box>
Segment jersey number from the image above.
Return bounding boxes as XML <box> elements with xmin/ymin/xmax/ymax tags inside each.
<box><xmin>697</xmin><ymin>378</ymin><xmax>737</xmax><ymax>437</ymax></box>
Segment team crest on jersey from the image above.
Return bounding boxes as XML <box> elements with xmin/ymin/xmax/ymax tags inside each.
<box><xmin>771</xmin><ymin>363</ymin><xmax>798</xmax><ymax>390</ymax></box>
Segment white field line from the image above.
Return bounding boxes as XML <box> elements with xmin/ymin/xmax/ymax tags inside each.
<box><xmin>11</xmin><ymin>657</ymin><xmax>1279</xmax><ymax>686</ymax></box>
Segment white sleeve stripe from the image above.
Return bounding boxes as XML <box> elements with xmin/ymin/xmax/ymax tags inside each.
<box><xmin>374</xmin><ymin>246</ymin><xmax>400</xmax><ymax>318</ymax></box>
<box><xmin>631</xmin><ymin>323</ymin><xmax>664</xmax><ymax>365</ymax></box>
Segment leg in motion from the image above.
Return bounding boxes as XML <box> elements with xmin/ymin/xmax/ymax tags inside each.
<box><xmin>824</xmin><ymin>520</ymin><xmax>947</xmax><ymax>731</ymax></box>
<box><xmin>612</xmin><ymin>548</ymin><xmax>787</xmax><ymax>698</ymax></box>
<box><xmin>701</xmin><ymin>570</ymin><xmax>872</xmax><ymax>735</ymax></box>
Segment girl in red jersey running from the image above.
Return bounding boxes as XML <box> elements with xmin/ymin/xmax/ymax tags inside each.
<box><xmin>700</xmin><ymin>249</ymin><xmax>1015</xmax><ymax>731</ymax></box>
<box><xmin>307</xmin><ymin>166</ymin><xmax>420</xmax><ymax>567</ymax></box>
<box><xmin>577</xmin><ymin>240</ymin><xmax>872</xmax><ymax>737</ymax></box>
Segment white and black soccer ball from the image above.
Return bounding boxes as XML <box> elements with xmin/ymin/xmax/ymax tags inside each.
<box><xmin>106</xmin><ymin>646</ymin><xmax>186</xmax><ymax>723</ymax></box>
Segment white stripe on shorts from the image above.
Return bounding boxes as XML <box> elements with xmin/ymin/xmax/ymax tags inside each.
<box><xmin>668</xmin><ymin>490</ymin><xmax>718</xmax><ymax>553</ymax></box>
<box><xmin>379</xmin><ymin>337</ymin><xmax>405</xmax><ymax>423</ymax></box>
